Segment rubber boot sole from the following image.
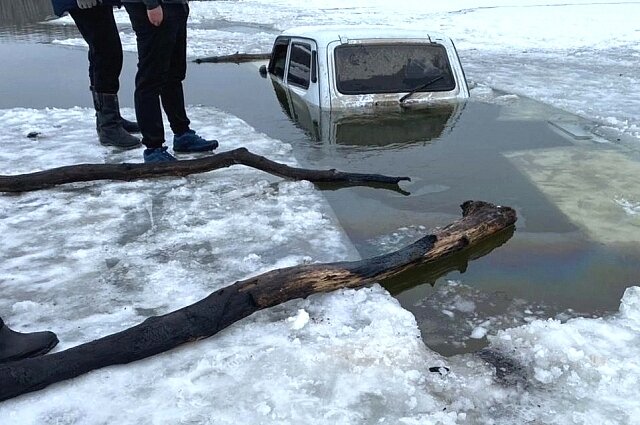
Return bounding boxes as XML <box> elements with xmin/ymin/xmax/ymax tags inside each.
<box><xmin>100</xmin><ymin>140</ymin><xmax>142</xmax><ymax>150</ymax></box>
<box><xmin>173</xmin><ymin>140</ymin><xmax>219</xmax><ymax>153</ymax></box>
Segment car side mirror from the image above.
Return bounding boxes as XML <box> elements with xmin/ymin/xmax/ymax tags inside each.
<box><xmin>259</xmin><ymin>65</ymin><xmax>267</xmax><ymax>78</ymax></box>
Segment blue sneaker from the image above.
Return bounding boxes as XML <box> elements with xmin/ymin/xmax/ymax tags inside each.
<box><xmin>173</xmin><ymin>130</ymin><xmax>219</xmax><ymax>153</ymax></box>
<box><xmin>143</xmin><ymin>146</ymin><xmax>177</xmax><ymax>163</ymax></box>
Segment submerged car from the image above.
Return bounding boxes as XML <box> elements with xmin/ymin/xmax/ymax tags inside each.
<box><xmin>264</xmin><ymin>25</ymin><xmax>469</xmax><ymax>110</ymax></box>
<box><xmin>272</xmin><ymin>78</ymin><xmax>464</xmax><ymax>146</ymax></box>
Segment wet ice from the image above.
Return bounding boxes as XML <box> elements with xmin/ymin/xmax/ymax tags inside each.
<box><xmin>2</xmin><ymin>0</ymin><xmax>640</xmax><ymax>423</ymax></box>
<box><xmin>0</xmin><ymin>98</ymin><xmax>638</xmax><ymax>425</ymax></box>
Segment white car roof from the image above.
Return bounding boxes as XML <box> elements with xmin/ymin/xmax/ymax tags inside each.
<box><xmin>280</xmin><ymin>25</ymin><xmax>452</xmax><ymax>47</ymax></box>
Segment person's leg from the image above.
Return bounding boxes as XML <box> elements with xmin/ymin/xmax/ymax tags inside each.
<box><xmin>125</xmin><ymin>3</ymin><xmax>215</xmax><ymax>161</ymax></box>
<box><xmin>0</xmin><ymin>317</ymin><xmax>58</xmax><ymax>363</ymax></box>
<box><xmin>69</xmin><ymin>6</ymin><xmax>140</xmax><ymax>148</ymax></box>
<box><xmin>69</xmin><ymin>5</ymin><xmax>122</xmax><ymax>95</ymax></box>
<box><xmin>163</xmin><ymin>4</ymin><xmax>218</xmax><ymax>153</ymax></box>
<box><xmin>160</xmin><ymin>4</ymin><xmax>190</xmax><ymax>136</ymax></box>
<box><xmin>125</xmin><ymin>3</ymin><xmax>175</xmax><ymax>152</ymax></box>
<box><xmin>78</xmin><ymin>5</ymin><xmax>140</xmax><ymax>133</ymax></box>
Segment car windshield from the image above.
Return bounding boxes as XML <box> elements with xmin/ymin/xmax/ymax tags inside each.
<box><xmin>334</xmin><ymin>43</ymin><xmax>456</xmax><ymax>95</ymax></box>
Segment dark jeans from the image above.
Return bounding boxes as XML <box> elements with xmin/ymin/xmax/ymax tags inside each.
<box><xmin>69</xmin><ymin>5</ymin><xmax>123</xmax><ymax>94</ymax></box>
<box><xmin>124</xmin><ymin>3</ymin><xmax>191</xmax><ymax>148</ymax></box>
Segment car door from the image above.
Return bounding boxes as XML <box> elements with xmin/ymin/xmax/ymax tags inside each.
<box><xmin>284</xmin><ymin>38</ymin><xmax>321</xmax><ymax>138</ymax></box>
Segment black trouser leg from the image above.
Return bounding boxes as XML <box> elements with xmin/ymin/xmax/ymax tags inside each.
<box><xmin>125</xmin><ymin>3</ymin><xmax>191</xmax><ymax>149</ymax></box>
<box><xmin>161</xmin><ymin>5</ymin><xmax>191</xmax><ymax>137</ymax></box>
<box><xmin>69</xmin><ymin>5</ymin><xmax>123</xmax><ymax>94</ymax></box>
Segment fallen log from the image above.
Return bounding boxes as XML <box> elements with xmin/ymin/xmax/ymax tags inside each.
<box><xmin>0</xmin><ymin>200</ymin><xmax>516</xmax><ymax>402</ymax></box>
<box><xmin>382</xmin><ymin>226</ymin><xmax>515</xmax><ymax>295</ymax></box>
<box><xmin>0</xmin><ymin>147</ymin><xmax>409</xmax><ymax>193</ymax></box>
<box><xmin>193</xmin><ymin>52</ymin><xmax>271</xmax><ymax>64</ymax></box>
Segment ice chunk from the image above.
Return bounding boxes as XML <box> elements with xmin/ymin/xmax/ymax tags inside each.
<box><xmin>288</xmin><ymin>309</ymin><xmax>310</xmax><ymax>330</ymax></box>
<box><xmin>470</xmin><ymin>327</ymin><xmax>488</xmax><ymax>339</ymax></box>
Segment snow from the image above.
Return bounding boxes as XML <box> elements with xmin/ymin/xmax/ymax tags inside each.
<box><xmin>482</xmin><ymin>286</ymin><xmax>640</xmax><ymax>424</ymax></box>
<box><xmin>615</xmin><ymin>197</ymin><xmax>640</xmax><ymax>217</ymax></box>
<box><xmin>287</xmin><ymin>309</ymin><xmax>310</xmax><ymax>330</ymax></box>
<box><xmin>1</xmin><ymin>0</ymin><xmax>639</xmax><ymax>423</ymax></box>
<box><xmin>0</xmin><ymin>106</ymin><xmax>357</xmax><ymax>352</ymax></box>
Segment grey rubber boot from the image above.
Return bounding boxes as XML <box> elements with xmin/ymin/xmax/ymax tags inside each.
<box><xmin>92</xmin><ymin>92</ymin><xmax>141</xmax><ymax>149</ymax></box>
<box><xmin>121</xmin><ymin>117</ymin><xmax>141</xmax><ymax>134</ymax></box>
<box><xmin>0</xmin><ymin>317</ymin><xmax>59</xmax><ymax>363</ymax></box>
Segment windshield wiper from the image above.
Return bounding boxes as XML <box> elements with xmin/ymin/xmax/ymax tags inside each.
<box><xmin>399</xmin><ymin>75</ymin><xmax>444</xmax><ymax>104</ymax></box>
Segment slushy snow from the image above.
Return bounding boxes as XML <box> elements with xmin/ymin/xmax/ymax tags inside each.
<box><xmin>1</xmin><ymin>0</ymin><xmax>639</xmax><ymax>423</ymax></box>
<box><xmin>1</xmin><ymin>106</ymin><xmax>639</xmax><ymax>425</ymax></box>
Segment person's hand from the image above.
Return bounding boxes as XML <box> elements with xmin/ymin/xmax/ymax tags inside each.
<box><xmin>76</xmin><ymin>0</ymin><xmax>100</xmax><ymax>9</ymax></box>
<box><xmin>147</xmin><ymin>6</ymin><xmax>164</xmax><ymax>26</ymax></box>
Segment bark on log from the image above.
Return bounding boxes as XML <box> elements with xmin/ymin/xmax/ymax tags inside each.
<box><xmin>193</xmin><ymin>52</ymin><xmax>271</xmax><ymax>64</ymax></box>
<box><xmin>0</xmin><ymin>147</ymin><xmax>409</xmax><ymax>193</ymax></box>
<box><xmin>0</xmin><ymin>201</ymin><xmax>516</xmax><ymax>402</ymax></box>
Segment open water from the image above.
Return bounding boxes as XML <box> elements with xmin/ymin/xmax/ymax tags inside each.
<box><xmin>1</xmin><ymin>0</ymin><xmax>639</xmax><ymax>356</ymax></box>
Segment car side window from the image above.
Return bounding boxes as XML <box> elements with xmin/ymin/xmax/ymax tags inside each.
<box><xmin>287</xmin><ymin>42</ymin><xmax>312</xmax><ymax>89</ymax></box>
<box><xmin>269</xmin><ymin>37</ymin><xmax>289</xmax><ymax>79</ymax></box>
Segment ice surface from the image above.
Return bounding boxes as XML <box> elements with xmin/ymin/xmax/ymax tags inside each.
<box><xmin>5</xmin><ymin>0</ymin><xmax>640</xmax><ymax>422</ymax></box>
<box><xmin>0</xmin><ymin>106</ymin><xmax>357</xmax><ymax>347</ymax></box>
<box><xmin>409</xmin><ymin>280</ymin><xmax>568</xmax><ymax>352</ymax></box>
<box><xmin>505</xmin><ymin>147</ymin><xmax>640</xmax><ymax>245</ymax></box>
<box><xmin>615</xmin><ymin>198</ymin><xmax>640</xmax><ymax>217</ymax></box>
<box><xmin>4</xmin><ymin>107</ymin><xmax>638</xmax><ymax>423</ymax></box>
<box><xmin>479</xmin><ymin>286</ymin><xmax>640</xmax><ymax>424</ymax></box>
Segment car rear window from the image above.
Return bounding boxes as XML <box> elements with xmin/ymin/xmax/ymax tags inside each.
<box><xmin>334</xmin><ymin>43</ymin><xmax>456</xmax><ymax>95</ymax></box>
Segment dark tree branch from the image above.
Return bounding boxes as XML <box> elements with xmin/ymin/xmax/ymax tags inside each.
<box><xmin>0</xmin><ymin>147</ymin><xmax>410</xmax><ymax>193</ymax></box>
<box><xmin>193</xmin><ymin>52</ymin><xmax>271</xmax><ymax>64</ymax></box>
<box><xmin>0</xmin><ymin>201</ymin><xmax>516</xmax><ymax>402</ymax></box>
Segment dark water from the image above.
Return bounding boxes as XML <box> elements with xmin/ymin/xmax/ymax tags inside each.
<box><xmin>1</xmin><ymin>5</ymin><xmax>638</xmax><ymax>356</ymax></box>
<box><xmin>0</xmin><ymin>0</ymin><xmax>53</xmax><ymax>25</ymax></box>
<box><xmin>190</xmin><ymin>64</ymin><xmax>640</xmax><ymax>356</ymax></box>
<box><xmin>0</xmin><ymin>0</ymin><xmax>79</xmax><ymax>42</ymax></box>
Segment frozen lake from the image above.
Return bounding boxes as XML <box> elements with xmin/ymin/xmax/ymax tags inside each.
<box><xmin>1</xmin><ymin>1</ymin><xmax>639</xmax><ymax>424</ymax></box>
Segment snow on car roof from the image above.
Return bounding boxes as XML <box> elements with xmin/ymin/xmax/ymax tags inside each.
<box><xmin>280</xmin><ymin>25</ymin><xmax>452</xmax><ymax>47</ymax></box>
